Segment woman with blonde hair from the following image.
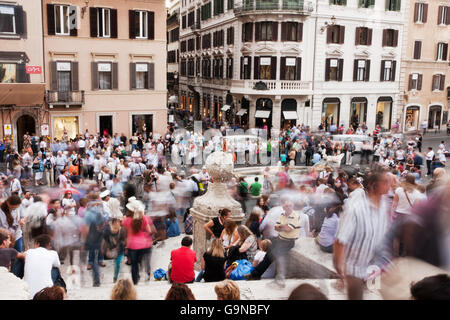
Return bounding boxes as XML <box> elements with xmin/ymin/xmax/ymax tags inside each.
<box><xmin>215</xmin><ymin>279</ymin><xmax>240</xmax><ymax>300</ymax></box>
<box><xmin>121</xmin><ymin>198</ymin><xmax>156</xmax><ymax>285</ymax></box>
<box><xmin>197</xmin><ymin>238</ymin><xmax>226</xmax><ymax>283</ymax></box>
<box><xmin>110</xmin><ymin>279</ymin><xmax>137</xmax><ymax>300</ymax></box>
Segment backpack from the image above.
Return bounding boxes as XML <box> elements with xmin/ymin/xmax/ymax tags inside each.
<box><xmin>190</xmin><ymin>176</ymin><xmax>201</xmax><ymax>197</ymax></box>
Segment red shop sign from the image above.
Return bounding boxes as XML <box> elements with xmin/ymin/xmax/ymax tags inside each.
<box><xmin>26</xmin><ymin>66</ymin><xmax>42</xmax><ymax>74</ymax></box>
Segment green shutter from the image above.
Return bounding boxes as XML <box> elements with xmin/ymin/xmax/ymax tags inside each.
<box><xmin>385</xmin><ymin>0</ymin><xmax>389</xmax><ymax>10</ymax></box>
<box><xmin>395</xmin><ymin>0</ymin><xmax>401</xmax><ymax>11</ymax></box>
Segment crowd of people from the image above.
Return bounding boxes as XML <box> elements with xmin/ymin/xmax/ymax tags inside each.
<box><xmin>0</xmin><ymin>120</ymin><xmax>449</xmax><ymax>301</ymax></box>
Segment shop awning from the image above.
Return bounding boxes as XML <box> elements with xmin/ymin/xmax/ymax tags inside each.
<box><xmin>0</xmin><ymin>83</ymin><xmax>45</xmax><ymax>106</ymax></box>
<box><xmin>236</xmin><ymin>109</ymin><xmax>247</xmax><ymax>116</ymax></box>
<box><xmin>255</xmin><ymin>110</ymin><xmax>271</xmax><ymax>118</ymax></box>
<box><xmin>221</xmin><ymin>104</ymin><xmax>231</xmax><ymax>111</ymax></box>
<box><xmin>283</xmin><ymin>111</ymin><xmax>298</xmax><ymax>120</ymax></box>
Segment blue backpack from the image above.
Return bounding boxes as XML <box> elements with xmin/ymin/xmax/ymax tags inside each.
<box><xmin>153</xmin><ymin>268</ymin><xmax>167</xmax><ymax>281</ymax></box>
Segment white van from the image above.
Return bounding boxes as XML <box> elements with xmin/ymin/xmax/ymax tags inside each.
<box><xmin>330</xmin><ymin>135</ymin><xmax>372</xmax><ymax>153</ymax></box>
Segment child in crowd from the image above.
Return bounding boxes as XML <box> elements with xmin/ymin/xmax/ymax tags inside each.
<box><xmin>252</xmin><ymin>239</ymin><xmax>271</xmax><ymax>268</ymax></box>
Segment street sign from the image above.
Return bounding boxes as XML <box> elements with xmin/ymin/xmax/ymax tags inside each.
<box><xmin>41</xmin><ymin>124</ymin><xmax>49</xmax><ymax>136</ymax></box>
<box><xmin>4</xmin><ymin>124</ymin><xmax>12</xmax><ymax>135</ymax></box>
<box><xmin>26</xmin><ymin>66</ymin><xmax>42</xmax><ymax>74</ymax></box>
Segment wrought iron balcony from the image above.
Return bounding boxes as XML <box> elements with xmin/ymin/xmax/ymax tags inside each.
<box><xmin>234</xmin><ymin>0</ymin><xmax>313</xmax><ymax>15</ymax></box>
<box><xmin>46</xmin><ymin>90</ymin><xmax>85</xmax><ymax>105</ymax></box>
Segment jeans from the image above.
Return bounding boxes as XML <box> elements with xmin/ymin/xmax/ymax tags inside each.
<box><xmin>128</xmin><ymin>247</ymin><xmax>150</xmax><ymax>285</ymax></box>
<box><xmin>114</xmin><ymin>253</ymin><xmax>124</xmax><ymax>281</ymax></box>
<box><xmin>195</xmin><ymin>270</ymin><xmax>205</xmax><ymax>282</ymax></box>
<box><xmin>14</xmin><ymin>237</ymin><xmax>23</xmax><ymax>253</ymax></box>
<box><xmin>88</xmin><ymin>249</ymin><xmax>104</xmax><ymax>266</ymax></box>
<box><xmin>90</xmin><ymin>249</ymin><xmax>100</xmax><ymax>286</ymax></box>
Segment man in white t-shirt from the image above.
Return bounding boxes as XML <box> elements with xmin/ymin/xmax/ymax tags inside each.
<box><xmin>425</xmin><ymin>147</ymin><xmax>435</xmax><ymax>176</ymax></box>
<box><xmin>23</xmin><ymin>234</ymin><xmax>61</xmax><ymax>298</ymax></box>
<box><xmin>8</xmin><ymin>175</ymin><xmax>22</xmax><ymax>196</ymax></box>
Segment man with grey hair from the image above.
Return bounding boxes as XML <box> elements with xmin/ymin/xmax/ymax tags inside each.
<box><xmin>248</xmin><ymin>196</ymin><xmax>301</xmax><ymax>287</ymax></box>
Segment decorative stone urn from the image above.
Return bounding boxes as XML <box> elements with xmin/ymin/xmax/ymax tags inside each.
<box><xmin>190</xmin><ymin>151</ymin><xmax>245</xmax><ymax>270</ymax></box>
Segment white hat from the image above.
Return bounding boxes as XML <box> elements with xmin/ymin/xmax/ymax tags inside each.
<box><xmin>100</xmin><ymin>190</ymin><xmax>110</xmax><ymax>199</ymax></box>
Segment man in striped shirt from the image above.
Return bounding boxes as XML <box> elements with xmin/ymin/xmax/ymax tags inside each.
<box><xmin>333</xmin><ymin>171</ymin><xmax>391</xmax><ymax>300</ymax></box>
<box><xmin>246</xmin><ymin>197</ymin><xmax>301</xmax><ymax>287</ymax></box>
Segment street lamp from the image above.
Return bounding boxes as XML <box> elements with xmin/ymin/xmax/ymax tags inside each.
<box><xmin>320</xmin><ymin>15</ymin><xmax>336</xmax><ymax>33</ymax></box>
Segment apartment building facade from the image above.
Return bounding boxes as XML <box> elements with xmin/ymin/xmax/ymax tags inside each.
<box><xmin>0</xmin><ymin>0</ymin><xmax>46</xmax><ymax>150</ymax></box>
<box><xmin>312</xmin><ymin>0</ymin><xmax>405</xmax><ymax>133</ymax></box>
<box><xmin>399</xmin><ymin>0</ymin><xmax>449</xmax><ymax>132</ymax></box>
<box><xmin>167</xmin><ymin>0</ymin><xmax>180</xmax><ymax>105</ymax></box>
<box><xmin>43</xmin><ymin>0</ymin><xmax>167</xmax><ymax>140</ymax></box>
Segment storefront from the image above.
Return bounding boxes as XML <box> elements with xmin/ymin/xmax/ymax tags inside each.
<box><xmin>376</xmin><ymin>97</ymin><xmax>392</xmax><ymax>131</ymax></box>
<box><xmin>405</xmin><ymin>105</ymin><xmax>420</xmax><ymax>132</ymax></box>
<box><xmin>350</xmin><ymin>97</ymin><xmax>367</xmax><ymax>129</ymax></box>
<box><xmin>322</xmin><ymin>98</ymin><xmax>340</xmax><ymax>131</ymax></box>
<box><xmin>281</xmin><ymin>99</ymin><xmax>298</xmax><ymax>129</ymax></box>
<box><xmin>428</xmin><ymin>105</ymin><xmax>442</xmax><ymax>129</ymax></box>
<box><xmin>236</xmin><ymin>97</ymin><xmax>249</xmax><ymax>126</ymax></box>
<box><xmin>131</xmin><ymin>114</ymin><xmax>153</xmax><ymax>139</ymax></box>
<box><xmin>255</xmin><ymin>98</ymin><xmax>273</xmax><ymax>129</ymax></box>
<box><xmin>53</xmin><ymin>116</ymin><xmax>79</xmax><ymax>140</ymax></box>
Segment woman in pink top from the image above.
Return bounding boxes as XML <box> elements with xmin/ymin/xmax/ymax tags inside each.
<box><xmin>122</xmin><ymin>198</ymin><xmax>155</xmax><ymax>285</ymax></box>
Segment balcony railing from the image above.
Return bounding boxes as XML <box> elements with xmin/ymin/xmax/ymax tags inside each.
<box><xmin>234</xmin><ymin>0</ymin><xmax>313</xmax><ymax>14</ymax></box>
<box><xmin>47</xmin><ymin>90</ymin><xmax>85</xmax><ymax>105</ymax></box>
<box><xmin>231</xmin><ymin>79</ymin><xmax>312</xmax><ymax>95</ymax></box>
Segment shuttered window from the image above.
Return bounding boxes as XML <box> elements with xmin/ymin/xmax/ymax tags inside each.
<box><xmin>386</xmin><ymin>0</ymin><xmax>401</xmax><ymax>12</ymax></box>
<box><xmin>413</xmin><ymin>2</ymin><xmax>428</xmax><ymax>23</ymax></box>
<box><xmin>280</xmin><ymin>57</ymin><xmax>301</xmax><ymax>80</ymax></box>
<box><xmin>281</xmin><ymin>22</ymin><xmax>302</xmax><ymax>42</ymax></box>
<box><xmin>359</xmin><ymin>0</ymin><xmax>375</xmax><ymax>8</ymax></box>
<box><xmin>353</xmin><ymin>59</ymin><xmax>370</xmax><ymax>81</ymax></box>
<box><xmin>355</xmin><ymin>27</ymin><xmax>372</xmax><ymax>46</ymax></box>
<box><xmin>437</xmin><ymin>6</ymin><xmax>449</xmax><ymax>25</ymax></box>
<box><xmin>380</xmin><ymin>60</ymin><xmax>396</xmax><ymax>81</ymax></box>
<box><xmin>242</xmin><ymin>22</ymin><xmax>253</xmax><ymax>42</ymax></box>
<box><xmin>408</xmin><ymin>73</ymin><xmax>422</xmax><ymax>91</ymax></box>
<box><xmin>413</xmin><ymin>41</ymin><xmax>422</xmax><ymax>59</ymax></box>
<box><xmin>436</xmin><ymin>42</ymin><xmax>448</xmax><ymax>61</ymax></box>
<box><xmin>240</xmin><ymin>56</ymin><xmax>251</xmax><ymax>79</ymax></box>
<box><xmin>327</xmin><ymin>25</ymin><xmax>345</xmax><ymax>44</ymax></box>
<box><xmin>432</xmin><ymin>74</ymin><xmax>445</xmax><ymax>91</ymax></box>
<box><xmin>325</xmin><ymin>58</ymin><xmax>344</xmax><ymax>81</ymax></box>
<box><xmin>92</xmin><ymin>62</ymin><xmax>118</xmax><ymax>90</ymax></box>
<box><xmin>382</xmin><ymin>29</ymin><xmax>398</xmax><ymax>47</ymax></box>
<box><xmin>91</xmin><ymin>8</ymin><xmax>117</xmax><ymax>38</ymax></box>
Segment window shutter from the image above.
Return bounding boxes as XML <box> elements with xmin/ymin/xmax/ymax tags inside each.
<box><xmin>382</xmin><ymin>29</ymin><xmax>387</xmax><ymax>46</ymax></box>
<box><xmin>438</xmin><ymin>6</ymin><xmax>443</xmax><ymax>24</ymax></box>
<box><xmin>231</xmin><ymin>27</ymin><xmax>234</xmax><ymax>44</ymax></box>
<box><xmin>110</xmin><ymin>9</ymin><xmax>118</xmax><ymax>38</ymax></box>
<box><xmin>393</xmin><ymin>30</ymin><xmax>398</xmax><ymax>47</ymax></box>
<box><xmin>47</xmin><ymin>4</ymin><xmax>55</xmax><ymax>35</ymax></box>
<box><xmin>148</xmin><ymin>11</ymin><xmax>155</xmax><ymax>40</ymax></box>
<box><xmin>14</xmin><ymin>6</ymin><xmax>25</xmax><ymax>36</ymax></box>
<box><xmin>249</xmin><ymin>23</ymin><xmax>253</xmax><ymax>42</ymax></box>
<box><xmin>339</xmin><ymin>26</ymin><xmax>345</xmax><ymax>44</ymax></box>
<box><xmin>130</xmin><ymin>63</ymin><xmax>136</xmax><ymax>89</ymax></box>
<box><xmin>443</xmin><ymin>43</ymin><xmax>448</xmax><ymax>61</ymax></box>
<box><xmin>418</xmin><ymin>74</ymin><xmax>422</xmax><ymax>90</ymax></box>
<box><xmin>396</xmin><ymin>0</ymin><xmax>401</xmax><ymax>11</ymax></box>
<box><xmin>69</xmin><ymin>6</ymin><xmax>77</xmax><ymax>36</ymax></box>
<box><xmin>414</xmin><ymin>3</ymin><xmax>419</xmax><ymax>22</ymax></box>
<box><xmin>280</xmin><ymin>57</ymin><xmax>286</xmax><ymax>80</ymax></box>
<box><xmin>355</xmin><ymin>27</ymin><xmax>360</xmax><ymax>45</ymax></box>
<box><xmin>272</xmin><ymin>22</ymin><xmax>278</xmax><ymax>41</ymax></box>
<box><xmin>90</xmin><ymin>8</ymin><xmax>98</xmax><ymax>37</ymax></box>
<box><xmin>408</xmin><ymin>74</ymin><xmax>413</xmax><ymax>91</ymax></box>
<box><xmin>242</xmin><ymin>24</ymin><xmax>245</xmax><ymax>42</ymax></box>
<box><xmin>391</xmin><ymin>60</ymin><xmax>396</xmax><ymax>81</ymax></box>
<box><xmin>325</xmin><ymin>59</ymin><xmax>330</xmax><ymax>81</ymax></box>
<box><xmin>50</xmin><ymin>61</ymin><xmax>58</xmax><ymax>91</ymax></box>
<box><xmin>111</xmin><ymin>63</ymin><xmax>118</xmax><ymax>89</ymax></box>
<box><xmin>380</xmin><ymin>60</ymin><xmax>385</xmax><ymax>81</ymax></box>
<box><xmin>71</xmin><ymin>62</ymin><xmax>79</xmax><ymax>91</ymax></box>
<box><xmin>254</xmin><ymin>57</ymin><xmax>260</xmax><ymax>80</ymax></box>
<box><xmin>240</xmin><ymin>57</ymin><xmax>243</xmax><ymax>79</ymax></box>
<box><xmin>271</xmin><ymin>56</ymin><xmax>277</xmax><ymax>80</ymax></box>
<box><xmin>423</xmin><ymin>4</ymin><xmax>428</xmax><ymax>23</ymax></box>
<box><xmin>414</xmin><ymin>41</ymin><xmax>421</xmax><ymax>59</ymax></box>
<box><xmin>255</xmin><ymin>22</ymin><xmax>260</xmax><ymax>41</ymax></box>
<box><xmin>148</xmin><ymin>63</ymin><xmax>155</xmax><ymax>89</ymax></box>
<box><xmin>440</xmin><ymin>75</ymin><xmax>445</xmax><ymax>91</ymax></box>
<box><xmin>367</xmin><ymin>28</ymin><xmax>372</xmax><ymax>45</ymax></box>
<box><xmin>326</xmin><ymin>28</ymin><xmax>332</xmax><ymax>43</ymax></box>
<box><xmin>281</xmin><ymin>23</ymin><xmax>286</xmax><ymax>41</ymax></box>
<box><xmin>432</xmin><ymin>74</ymin><xmax>437</xmax><ymax>90</ymax></box>
<box><xmin>353</xmin><ymin>59</ymin><xmax>358</xmax><ymax>81</ymax></box>
<box><xmin>338</xmin><ymin>59</ymin><xmax>344</xmax><ymax>81</ymax></box>
<box><xmin>129</xmin><ymin>11</ymin><xmax>136</xmax><ymax>39</ymax></box>
<box><xmin>91</xmin><ymin>62</ymin><xmax>98</xmax><ymax>90</ymax></box>
<box><xmin>447</xmin><ymin>7</ymin><xmax>450</xmax><ymax>25</ymax></box>
<box><xmin>16</xmin><ymin>62</ymin><xmax>29</xmax><ymax>83</ymax></box>
<box><xmin>297</xmin><ymin>23</ymin><xmax>303</xmax><ymax>42</ymax></box>
<box><xmin>296</xmin><ymin>57</ymin><xmax>302</xmax><ymax>80</ymax></box>
<box><xmin>365</xmin><ymin>60</ymin><xmax>370</xmax><ymax>81</ymax></box>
